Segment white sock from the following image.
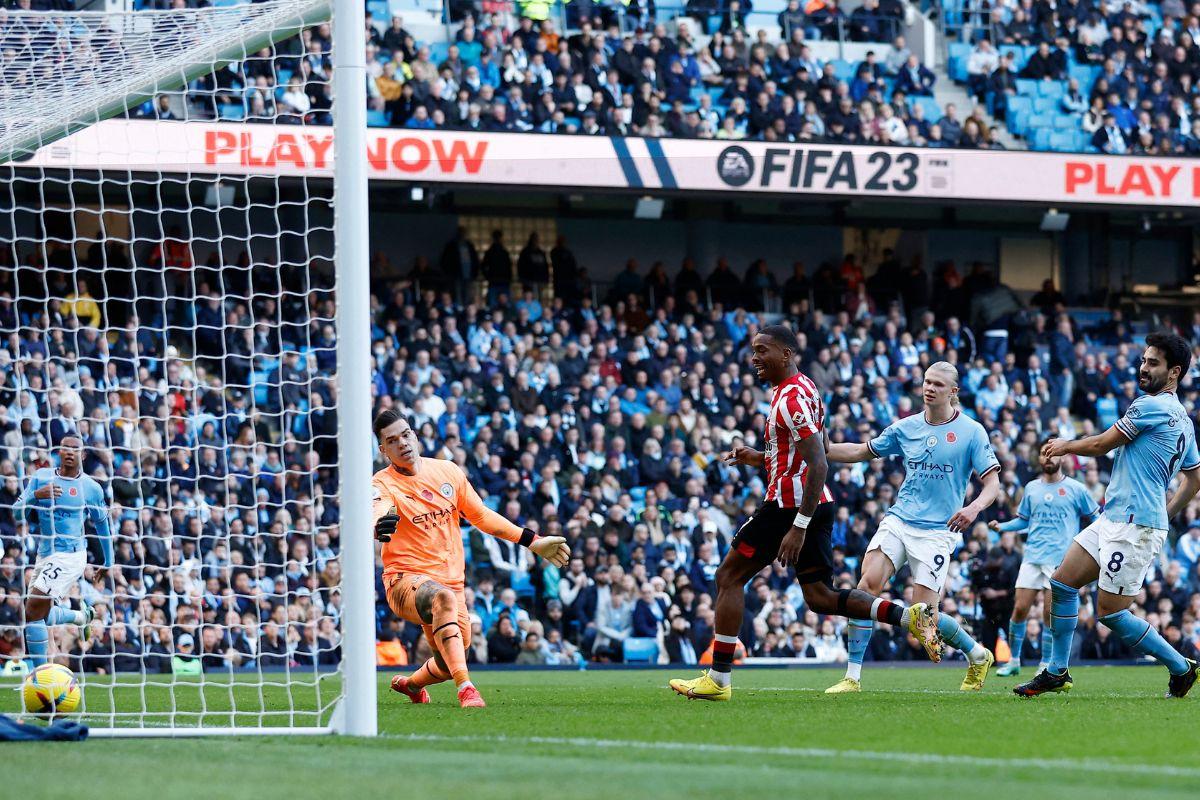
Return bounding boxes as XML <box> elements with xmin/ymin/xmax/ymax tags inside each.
<box><xmin>899</xmin><ymin>605</ymin><xmax>912</xmax><ymax>627</ymax></box>
<box><xmin>708</xmin><ymin>670</ymin><xmax>731</xmax><ymax>688</ymax></box>
<box><xmin>969</xmin><ymin>643</ymin><xmax>988</xmax><ymax>664</ymax></box>
<box><xmin>846</xmin><ymin>662</ymin><xmax>862</xmax><ymax>681</ymax></box>
<box><xmin>456</xmin><ymin>680</ymin><xmax>474</xmax><ymax>692</ymax></box>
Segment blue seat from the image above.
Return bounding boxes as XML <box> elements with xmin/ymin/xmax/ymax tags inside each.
<box><xmin>706</xmin><ymin>15</ymin><xmax>721</xmax><ymax>35</ymax></box>
<box><xmin>562</xmin><ymin>115</ymin><xmax>581</xmax><ymax>130</ymax></box>
<box><xmin>1097</xmin><ymin>397</ymin><xmax>1119</xmax><ymax>430</ymax></box>
<box><xmin>831</xmin><ymin>59</ymin><xmax>855</xmax><ymax>82</ymax></box>
<box><xmin>1000</xmin><ymin>45</ymin><xmax>1025</xmax><ymax>65</ymax></box>
<box><xmin>1048</xmin><ymin>131</ymin><xmax>1074</xmax><ymax>151</ymax></box>
<box><xmin>1038</xmin><ymin>81</ymin><xmax>1065</xmax><ymax>98</ymax></box>
<box><xmin>1052</xmin><ymin>113</ymin><xmax>1079</xmax><ymax>129</ymax></box>
<box><xmin>218</xmin><ymin>103</ymin><xmax>245</xmax><ymax>121</ymax></box>
<box><xmin>948</xmin><ymin>42</ymin><xmax>971</xmax><ymax>60</ymax></box>
<box><xmin>916</xmin><ymin>96</ymin><xmax>941</xmax><ymax>119</ymax></box>
<box><xmin>366</xmin><ymin>109</ymin><xmax>389</xmax><ymax>127</ymax></box>
<box><xmin>1073</xmin><ymin>130</ymin><xmax>1093</xmax><ymax>152</ymax></box>
<box><xmin>623</xmin><ymin>638</ymin><xmax>659</xmax><ymax>664</ymax></box>
<box><xmin>429</xmin><ymin>42</ymin><xmax>451</xmax><ymax>63</ymax></box>
<box><xmin>1033</xmin><ymin>96</ymin><xmax>1058</xmax><ymax>113</ymax></box>
<box><xmin>948</xmin><ymin>55</ymin><xmax>966</xmax><ymax>82</ymax></box>
<box><xmin>1032</xmin><ymin>128</ymin><xmax>1053</xmax><ymax>151</ymax></box>
<box><xmin>1015</xmin><ymin>79</ymin><xmax>1038</xmax><ymax>96</ymax></box>
<box><xmin>705</xmin><ymin>85</ymin><xmax>726</xmax><ymax>102</ymax></box>
<box><xmin>689</xmin><ymin>86</ymin><xmax>706</xmax><ymax>105</ymax></box>
<box><xmin>367</xmin><ymin>0</ymin><xmax>389</xmax><ymax>20</ymax></box>
<box><xmin>1008</xmin><ymin>109</ymin><xmax>1031</xmax><ymax>136</ymax></box>
<box><xmin>1028</xmin><ymin>112</ymin><xmax>1053</xmax><ymax>129</ymax></box>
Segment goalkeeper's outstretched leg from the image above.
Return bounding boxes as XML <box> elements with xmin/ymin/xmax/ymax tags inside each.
<box><xmin>387</xmin><ymin>574</ymin><xmax>484</xmax><ymax>708</ymax></box>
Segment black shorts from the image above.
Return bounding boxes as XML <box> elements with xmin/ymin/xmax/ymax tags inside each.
<box><xmin>730</xmin><ymin>502</ymin><xmax>835</xmax><ymax>585</ymax></box>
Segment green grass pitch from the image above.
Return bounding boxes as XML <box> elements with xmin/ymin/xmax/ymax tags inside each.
<box><xmin>3</xmin><ymin>666</ymin><xmax>1198</xmax><ymax>799</ymax></box>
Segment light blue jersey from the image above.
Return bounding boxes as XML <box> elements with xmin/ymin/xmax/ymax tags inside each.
<box><xmin>868</xmin><ymin>410</ymin><xmax>1000</xmax><ymax>530</ymax></box>
<box><xmin>1107</xmin><ymin>391</ymin><xmax>1200</xmax><ymax>530</ymax></box>
<box><xmin>999</xmin><ymin>476</ymin><xmax>1098</xmax><ymax>565</ymax></box>
<box><xmin>16</xmin><ymin>468</ymin><xmax>113</xmax><ymax>567</ymax></box>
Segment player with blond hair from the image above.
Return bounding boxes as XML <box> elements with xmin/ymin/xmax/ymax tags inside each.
<box><xmin>824</xmin><ymin>361</ymin><xmax>1002</xmax><ymax>694</ymax></box>
<box><xmin>372</xmin><ymin>408</ymin><xmax>569</xmax><ymax>708</ymax></box>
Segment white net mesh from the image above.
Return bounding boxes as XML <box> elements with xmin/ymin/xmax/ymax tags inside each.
<box><xmin>0</xmin><ymin>0</ymin><xmax>330</xmax><ymax>161</ymax></box>
<box><xmin>0</xmin><ymin>1</ymin><xmax>351</xmax><ymax>732</ymax></box>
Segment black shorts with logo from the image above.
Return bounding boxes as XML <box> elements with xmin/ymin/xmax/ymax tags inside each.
<box><xmin>730</xmin><ymin>502</ymin><xmax>835</xmax><ymax>585</ymax></box>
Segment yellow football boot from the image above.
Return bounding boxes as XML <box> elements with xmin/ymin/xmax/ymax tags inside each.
<box><xmin>669</xmin><ymin>671</ymin><xmax>731</xmax><ymax>701</ymax></box>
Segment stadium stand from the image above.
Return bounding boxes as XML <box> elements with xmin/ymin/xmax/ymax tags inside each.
<box><xmin>3</xmin><ymin>228</ymin><xmax>1197</xmax><ymax>671</ymax></box>
<box><xmin>944</xmin><ymin>0</ymin><xmax>1200</xmax><ymax>153</ymax></box>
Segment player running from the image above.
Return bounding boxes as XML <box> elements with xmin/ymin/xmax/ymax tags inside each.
<box><xmin>668</xmin><ymin>325</ymin><xmax>941</xmax><ymax>702</ymax></box>
<box><xmin>824</xmin><ymin>361</ymin><xmax>1002</xmax><ymax>694</ymax></box>
<box><xmin>1015</xmin><ymin>333</ymin><xmax>1200</xmax><ymax>698</ymax></box>
<box><xmin>15</xmin><ymin>435</ymin><xmax>109</xmax><ymax>666</ymax></box>
<box><xmin>372</xmin><ymin>408</ymin><xmax>570</xmax><ymax>708</ymax></box>
<box><xmin>991</xmin><ymin>440</ymin><xmax>1098</xmax><ymax>677</ymax></box>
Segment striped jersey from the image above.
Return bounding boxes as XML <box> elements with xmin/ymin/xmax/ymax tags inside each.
<box><xmin>764</xmin><ymin>371</ymin><xmax>834</xmax><ymax>508</ymax></box>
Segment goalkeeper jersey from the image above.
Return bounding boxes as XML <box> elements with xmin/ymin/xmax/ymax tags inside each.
<box><xmin>372</xmin><ymin>457</ymin><xmax>523</xmax><ymax>592</ymax></box>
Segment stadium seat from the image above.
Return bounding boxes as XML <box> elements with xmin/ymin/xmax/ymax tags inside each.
<box><xmin>1000</xmin><ymin>45</ymin><xmax>1026</xmax><ymax>66</ymax></box>
<box><xmin>1096</xmin><ymin>396</ymin><xmax>1118</xmax><ymax>430</ymax></box>
<box><xmin>366</xmin><ymin>109</ymin><xmax>389</xmax><ymax>127</ymax></box>
<box><xmin>1015</xmin><ymin>79</ymin><xmax>1038</xmax><ymax>97</ymax></box>
<box><xmin>623</xmin><ymin>638</ymin><xmax>659</xmax><ymax>664</ymax></box>
<box><xmin>218</xmin><ymin>103</ymin><xmax>245</xmax><ymax>121</ymax></box>
<box><xmin>948</xmin><ymin>56</ymin><xmax>966</xmax><ymax>83</ymax></box>
<box><xmin>948</xmin><ymin>42</ymin><xmax>971</xmax><ymax>61</ymax></box>
<box><xmin>1032</xmin><ymin>128</ymin><xmax>1053</xmax><ymax>151</ymax></box>
<box><xmin>916</xmin><ymin>96</ymin><xmax>941</xmax><ymax>119</ymax></box>
<box><xmin>831</xmin><ymin>60</ymin><xmax>855</xmax><ymax>82</ymax></box>
<box><xmin>1052</xmin><ymin>114</ymin><xmax>1079</xmax><ymax>130</ymax></box>
<box><xmin>1048</xmin><ymin>131</ymin><xmax>1074</xmax><ymax>151</ymax></box>
<box><xmin>1032</xmin><ymin>97</ymin><xmax>1058</xmax><ymax>113</ymax></box>
<box><xmin>429</xmin><ymin>42</ymin><xmax>451</xmax><ymax>64</ymax></box>
<box><xmin>1007</xmin><ymin>109</ymin><xmax>1030</xmax><ymax>136</ymax></box>
<box><xmin>366</xmin><ymin>0</ymin><xmax>389</xmax><ymax>20</ymax></box>
<box><xmin>1038</xmin><ymin>81</ymin><xmax>1065</xmax><ymax>98</ymax></box>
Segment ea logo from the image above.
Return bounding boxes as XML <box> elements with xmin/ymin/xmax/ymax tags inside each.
<box><xmin>717</xmin><ymin>146</ymin><xmax>754</xmax><ymax>187</ymax></box>
<box><xmin>439</xmin><ymin>482</ymin><xmax>454</xmax><ymax>499</ymax></box>
<box><xmin>925</xmin><ymin>436</ymin><xmax>938</xmax><ymax>448</ymax></box>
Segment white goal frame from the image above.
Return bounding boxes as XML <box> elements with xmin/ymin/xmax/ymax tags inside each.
<box><xmin>5</xmin><ymin>0</ymin><xmax>376</xmax><ymax>738</ymax></box>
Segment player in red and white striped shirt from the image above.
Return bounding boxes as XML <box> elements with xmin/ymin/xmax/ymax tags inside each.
<box><xmin>670</xmin><ymin>325</ymin><xmax>940</xmax><ymax>701</ymax></box>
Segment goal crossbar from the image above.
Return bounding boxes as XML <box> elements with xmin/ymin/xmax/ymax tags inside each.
<box><xmin>0</xmin><ymin>0</ymin><xmax>331</xmax><ymax>163</ymax></box>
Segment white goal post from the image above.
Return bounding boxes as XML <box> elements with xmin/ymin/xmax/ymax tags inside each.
<box><xmin>0</xmin><ymin>0</ymin><xmax>375</xmax><ymax>737</ymax></box>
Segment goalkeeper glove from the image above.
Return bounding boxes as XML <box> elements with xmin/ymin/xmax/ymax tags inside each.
<box><xmin>526</xmin><ymin>531</ymin><xmax>571</xmax><ymax>568</ymax></box>
<box><xmin>374</xmin><ymin>506</ymin><xmax>399</xmax><ymax>543</ymax></box>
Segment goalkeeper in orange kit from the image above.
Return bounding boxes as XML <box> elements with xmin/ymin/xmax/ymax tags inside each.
<box><xmin>371</xmin><ymin>408</ymin><xmax>570</xmax><ymax>708</ymax></box>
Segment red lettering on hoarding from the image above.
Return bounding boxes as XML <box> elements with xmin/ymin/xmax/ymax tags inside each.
<box><xmin>306</xmin><ymin>134</ymin><xmax>333</xmax><ymax>168</ymax></box>
<box><xmin>1065</xmin><ymin>160</ymin><xmax>1188</xmax><ymax>199</ymax></box>
<box><xmin>205</xmin><ymin>131</ymin><xmax>237</xmax><ymax>164</ymax></box>
<box><xmin>394</xmin><ymin>138</ymin><xmax>431</xmax><ymax>172</ymax></box>
<box><xmin>433</xmin><ymin>139</ymin><xmax>487</xmax><ymax>173</ymax></box>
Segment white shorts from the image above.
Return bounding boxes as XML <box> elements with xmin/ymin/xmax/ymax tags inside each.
<box><xmin>1073</xmin><ymin>516</ymin><xmax>1166</xmax><ymax>596</ymax></box>
<box><xmin>866</xmin><ymin>516</ymin><xmax>959</xmax><ymax>592</ymax></box>
<box><xmin>31</xmin><ymin>550</ymin><xmax>86</xmax><ymax>601</ymax></box>
<box><xmin>1015</xmin><ymin>561</ymin><xmax>1056</xmax><ymax>591</ymax></box>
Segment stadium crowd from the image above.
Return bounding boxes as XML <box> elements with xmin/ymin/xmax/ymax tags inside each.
<box><xmin>3</xmin><ymin>224</ymin><xmax>1198</xmax><ymax>674</ymax></box>
<box><xmin>955</xmin><ymin>0</ymin><xmax>1200</xmax><ymax>154</ymax></box>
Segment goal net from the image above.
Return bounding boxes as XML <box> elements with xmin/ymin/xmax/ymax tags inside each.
<box><xmin>0</xmin><ymin>0</ymin><xmax>376</xmax><ymax>736</ymax></box>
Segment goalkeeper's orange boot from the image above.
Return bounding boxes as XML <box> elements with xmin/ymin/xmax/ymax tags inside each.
<box><xmin>458</xmin><ymin>684</ymin><xmax>486</xmax><ymax>708</ymax></box>
<box><xmin>391</xmin><ymin>675</ymin><xmax>430</xmax><ymax>704</ymax></box>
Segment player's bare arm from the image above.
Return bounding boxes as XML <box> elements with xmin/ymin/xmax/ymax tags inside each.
<box><xmin>948</xmin><ymin>468</ymin><xmax>1001</xmax><ymax>533</ymax></box>
<box><xmin>1042</xmin><ymin>425</ymin><xmax>1130</xmax><ymax>460</ymax></box>
<box><xmin>827</xmin><ymin>442</ymin><xmax>874</xmax><ymax>463</ymax></box>
<box><xmin>722</xmin><ymin>444</ymin><xmax>764</xmax><ymax>468</ymax></box>
<box><xmin>1166</xmin><ymin>467</ymin><xmax>1200</xmax><ymax>519</ymax></box>
<box><xmin>777</xmin><ymin>433</ymin><xmax>827</xmax><ymax>566</ymax></box>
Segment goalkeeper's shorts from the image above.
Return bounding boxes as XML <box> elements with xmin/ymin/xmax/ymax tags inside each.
<box><xmin>386</xmin><ymin>573</ymin><xmax>473</xmax><ymax>653</ymax></box>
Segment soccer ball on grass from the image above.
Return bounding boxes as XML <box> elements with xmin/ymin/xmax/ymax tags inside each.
<box><xmin>22</xmin><ymin>663</ymin><xmax>81</xmax><ymax>716</ymax></box>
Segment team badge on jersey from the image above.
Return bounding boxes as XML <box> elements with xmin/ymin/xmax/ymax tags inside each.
<box><xmin>791</xmin><ymin>411</ymin><xmax>807</xmax><ymax>428</ymax></box>
<box><xmin>1043</xmin><ymin>492</ymin><xmax>1054</xmax><ymax>502</ymax></box>
<box><xmin>925</xmin><ymin>435</ymin><xmax>938</xmax><ymax>447</ymax></box>
<box><xmin>439</xmin><ymin>483</ymin><xmax>454</xmax><ymax>499</ymax></box>
<box><xmin>371</xmin><ymin>486</ymin><xmax>381</xmax><ymax>502</ymax></box>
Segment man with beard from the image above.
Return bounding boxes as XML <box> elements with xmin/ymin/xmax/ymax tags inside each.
<box><xmin>1016</xmin><ymin>333</ymin><xmax>1200</xmax><ymax>698</ymax></box>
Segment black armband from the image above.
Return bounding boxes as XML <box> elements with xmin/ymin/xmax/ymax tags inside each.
<box><xmin>518</xmin><ymin>527</ymin><xmax>538</xmax><ymax>548</ymax></box>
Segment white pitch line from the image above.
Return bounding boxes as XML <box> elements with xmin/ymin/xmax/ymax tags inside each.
<box><xmin>396</xmin><ymin>733</ymin><xmax>1200</xmax><ymax>779</ymax></box>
